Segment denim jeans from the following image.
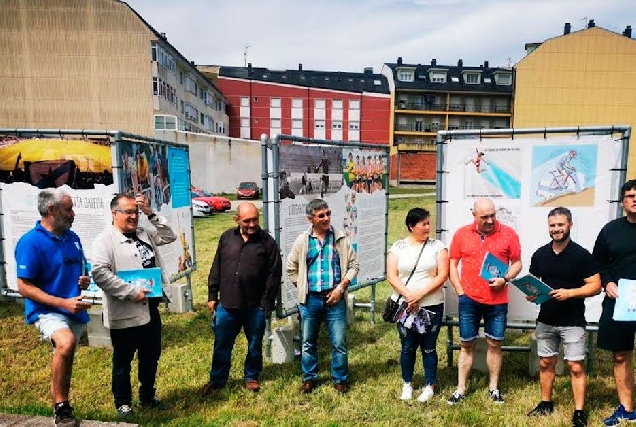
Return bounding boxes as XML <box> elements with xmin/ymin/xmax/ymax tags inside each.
<box><xmin>109</xmin><ymin>299</ymin><xmax>162</xmax><ymax>407</ymax></box>
<box><xmin>458</xmin><ymin>294</ymin><xmax>508</xmax><ymax>341</ymax></box>
<box><xmin>397</xmin><ymin>303</ymin><xmax>443</xmax><ymax>385</ymax></box>
<box><xmin>209</xmin><ymin>304</ymin><xmax>266</xmax><ymax>387</ymax></box>
<box><xmin>298</xmin><ymin>292</ymin><xmax>348</xmax><ymax>383</ymax></box>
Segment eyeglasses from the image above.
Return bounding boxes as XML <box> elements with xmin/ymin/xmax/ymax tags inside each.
<box><xmin>313</xmin><ymin>210</ymin><xmax>331</xmax><ymax>219</ymax></box>
<box><xmin>114</xmin><ymin>209</ymin><xmax>141</xmax><ymax>216</ymax></box>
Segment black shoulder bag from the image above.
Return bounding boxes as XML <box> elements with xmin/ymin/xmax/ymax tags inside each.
<box><xmin>382</xmin><ymin>240</ymin><xmax>427</xmax><ymax>322</ymax></box>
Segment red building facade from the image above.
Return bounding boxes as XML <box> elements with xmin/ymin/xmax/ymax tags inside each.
<box><xmin>215</xmin><ymin>65</ymin><xmax>391</xmax><ymax>145</ymax></box>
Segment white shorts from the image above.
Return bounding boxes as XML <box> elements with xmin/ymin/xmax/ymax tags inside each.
<box><xmin>34</xmin><ymin>312</ymin><xmax>86</xmax><ymax>347</ymax></box>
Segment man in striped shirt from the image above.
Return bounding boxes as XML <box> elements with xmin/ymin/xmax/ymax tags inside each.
<box><xmin>286</xmin><ymin>199</ymin><xmax>359</xmax><ymax>395</ymax></box>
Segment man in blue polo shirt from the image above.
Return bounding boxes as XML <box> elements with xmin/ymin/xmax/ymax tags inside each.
<box><xmin>15</xmin><ymin>188</ymin><xmax>91</xmax><ymax>427</ymax></box>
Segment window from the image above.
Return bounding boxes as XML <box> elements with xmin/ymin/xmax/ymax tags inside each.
<box><xmin>292</xmin><ymin>118</ymin><xmax>303</xmax><ymax>129</ymax></box>
<box><xmin>165</xmin><ymin>116</ymin><xmax>176</xmax><ymax>130</ymax></box>
<box><xmin>240</xmin><ymin>97</ymin><xmax>250</xmax><ymax>107</ymax></box>
<box><xmin>154</xmin><ymin>115</ymin><xmax>165</xmax><ymax>130</ymax></box>
<box><xmin>240</xmin><ymin>118</ymin><xmax>250</xmax><ymax>127</ymax></box>
<box><xmin>333</xmin><ymin>99</ymin><xmax>343</xmax><ymax>109</ymax></box>
<box><xmin>315</xmin><ymin>120</ymin><xmax>325</xmax><ymax>129</ymax></box>
<box><xmin>332</xmin><ymin>120</ymin><xmax>343</xmax><ymax>130</ymax></box>
<box><xmin>495</xmin><ymin>73</ymin><xmax>512</xmax><ymax>85</ymax></box>
<box><xmin>152</xmin><ymin>77</ymin><xmax>158</xmax><ymax>95</ymax></box>
<box><xmin>397</xmin><ymin>70</ymin><xmax>414</xmax><ymax>82</ymax></box>
<box><xmin>349</xmin><ymin>121</ymin><xmax>360</xmax><ymax>130</ymax></box>
<box><xmin>315</xmin><ymin>99</ymin><xmax>325</xmax><ymax>109</ymax></box>
<box><xmin>270</xmin><ymin>98</ymin><xmax>281</xmax><ymax>108</ymax></box>
<box><xmin>349</xmin><ymin>100</ymin><xmax>360</xmax><ymax>109</ymax></box>
<box><xmin>465</xmin><ymin>73</ymin><xmax>480</xmax><ymax>84</ymax></box>
<box><xmin>200</xmin><ymin>112</ymin><xmax>204</xmax><ymax>124</ymax></box>
<box><xmin>292</xmin><ymin>98</ymin><xmax>303</xmax><ymax>108</ymax></box>
<box><xmin>271</xmin><ymin>118</ymin><xmax>281</xmax><ymax>128</ymax></box>
<box><xmin>185</xmin><ymin>75</ymin><xmax>197</xmax><ymax>94</ymax></box>
<box><xmin>430</xmin><ymin>71</ymin><xmax>447</xmax><ymax>83</ymax></box>
<box><xmin>185</xmin><ymin>103</ymin><xmax>198</xmax><ymax>121</ymax></box>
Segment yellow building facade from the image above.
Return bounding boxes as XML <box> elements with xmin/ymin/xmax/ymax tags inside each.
<box><xmin>514</xmin><ymin>25</ymin><xmax>636</xmax><ymax>176</ymax></box>
<box><xmin>0</xmin><ymin>0</ymin><xmax>228</xmax><ymax>138</ymax></box>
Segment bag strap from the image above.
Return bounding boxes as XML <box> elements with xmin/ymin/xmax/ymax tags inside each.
<box><xmin>404</xmin><ymin>240</ymin><xmax>427</xmax><ymax>286</ymax></box>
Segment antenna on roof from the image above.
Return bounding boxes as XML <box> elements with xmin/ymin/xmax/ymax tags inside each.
<box><xmin>243</xmin><ymin>45</ymin><xmax>250</xmax><ymax>67</ymax></box>
<box><xmin>579</xmin><ymin>17</ymin><xmax>587</xmax><ymax>30</ymax></box>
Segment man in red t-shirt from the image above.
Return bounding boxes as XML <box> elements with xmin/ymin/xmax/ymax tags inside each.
<box><xmin>446</xmin><ymin>198</ymin><xmax>522</xmax><ymax>405</ymax></box>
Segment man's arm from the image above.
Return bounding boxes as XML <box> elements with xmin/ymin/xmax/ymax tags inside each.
<box><xmin>550</xmin><ymin>273</ymin><xmax>602</xmax><ymax>301</ymax></box>
<box><xmin>285</xmin><ymin>236</ymin><xmax>302</xmax><ymax>285</ymax></box>
<box><xmin>17</xmin><ymin>278</ymin><xmax>91</xmax><ymax>314</ymax></box>
<box><xmin>91</xmin><ymin>233</ymin><xmax>147</xmax><ymax>301</ymax></box>
<box><xmin>449</xmin><ymin>258</ymin><xmax>464</xmax><ymax>296</ymax></box>
<box><xmin>146</xmin><ymin>215</ymin><xmax>178</xmax><ymax>246</ymax></box>
<box><xmin>341</xmin><ymin>238</ymin><xmax>360</xmax><ymax>284</ymax></box>
<box><xmin>593</xmin><ymin>226</ymin><xmax>618</xmax><ymax>297</ymax></box>
<box><xmin>207</xmin><ymin>236</ymin><xmax>223</xmax><ymax>310</ymax></box>
<box><xmin>260</xmin><ymin>239</ymin><xmax>283</xmax><ymax>311</ymax></box>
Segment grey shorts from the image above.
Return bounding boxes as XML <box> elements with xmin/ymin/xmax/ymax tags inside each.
<box><xmin>536</xmin><ymin>321</ymin><xmax>586</xmax><ymax>361</ymax></box>
<box><xmin>34</xmin><ymin>312</ymin><xmax>85</xmax><ymax>347</ymax></box>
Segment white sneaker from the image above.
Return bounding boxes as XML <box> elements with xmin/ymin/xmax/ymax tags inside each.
<box><xmin>417</xmin><ymin>386</ymin><xmax>435</xmax><ymax>403</ymax></box>
<box><xmin>400</xmin><ymin>383</ymin><xmax>413</xmax><ymax>400</ymax></box>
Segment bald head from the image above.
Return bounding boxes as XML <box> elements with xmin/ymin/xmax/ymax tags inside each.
<box><xmin>235</xmin><ymin>202</ymin><xmax>260</xmax><ymax>239</ymax></box>
<box><xmin>472</xmin><ymin>198</ymin><xmax>496</xmax><ymax>235</ymax></box>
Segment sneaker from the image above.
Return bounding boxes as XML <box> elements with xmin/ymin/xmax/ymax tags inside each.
<box><xmin>116</xmin><ymin>404</ymin><xmax>133</xmax><ymax>418</ymax></box>
<box><xmin>527</xmin><ymin>401</ymin><xmax>554</xmax><ymax>416</ymax></box>
<box><xmin>447</xmin><ymin>390</ymin><xmax>466</xmax><ymax>405</ymax></box>
<box><xmin>54</xmin><ymin>403</ymin><xmax>79</xmax><ymax>427</ymax></box>
<box><xmin>138</xmin><ymin>397</ymin><xmax>167</xmax><ymax>410</ymax></box>
<box><xmin>572</xmin><ymin>409</ymin><xmax>587</xmax><ymax>427</ymax></box>
<box><xmin>400</xmin><ymin>383</ymin><xmax>413</xmax><ymax>401</ymax></box>
<box><xmin>489</xmin><ymin>389</ymin><xmax>504</xmax><ymax>404</ymax></box>
<box><xmin>603</xmin><ymin>404</ymin><xmax>636</xmax><ymax>426</ymax></box>
<box><xmin>417</xmin><ymin>386</ymin><xmax>435</xmax><ymax>403</ymax></box>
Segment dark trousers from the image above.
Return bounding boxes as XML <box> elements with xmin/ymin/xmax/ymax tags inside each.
<box><xmin>109</xmin><ymin>299</ymin><xmax>162</xmax><ymax>407</ymax></box>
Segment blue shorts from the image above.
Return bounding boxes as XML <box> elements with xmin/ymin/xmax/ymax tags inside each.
<box><xmin>458</xmin><ymin>294</ymin><xmax>508</xmax><ymax>342</ymax></box>
<box><xmin>34</xmin><ymin>312</ymin><xmax>86</xmax><ymax>347</ymax></box>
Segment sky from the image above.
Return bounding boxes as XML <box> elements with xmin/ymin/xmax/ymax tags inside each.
<box><xmin>124</xmin><ymin>0</ymin><xmax>636</xmax><ymax>74</ymax></box>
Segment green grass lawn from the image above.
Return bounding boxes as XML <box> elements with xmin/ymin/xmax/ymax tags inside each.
<box><xmin>0</xmin><ymin>199</ymin><xmax>621</xmax><ymax>426</ymax></box>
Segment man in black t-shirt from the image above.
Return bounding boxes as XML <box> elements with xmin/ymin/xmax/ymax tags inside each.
<box><xmin>526</xmin><ymin>207</ymin><xmax>600</xmax><ymax>427</ymax></box>
<box><xmin>593</xmin><ymin>179</ymin><xmax>636</xmax><ymax>426</ymax></box>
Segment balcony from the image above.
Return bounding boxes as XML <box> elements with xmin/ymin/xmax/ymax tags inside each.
<box><xmin>394</xmin><ymin>123</ymin><xmax>441</xmax><ymax>133</ymax></box>
<box><xmin>396</xmin><ymin>101</ymin><xmax>511</xmax><ymax>114</ymax></box>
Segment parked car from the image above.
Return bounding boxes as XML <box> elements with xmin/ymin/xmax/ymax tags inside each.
<box><xmin>236</xmin><ymin>181</ymin><xmax>260</xmax><ymax>199</ymax></box>
<box><xmin>191</xmin><ymin>187</ymin><xmax>231</xmax><ymax>212</ymax></box>
<box><xmin>192</xmin><ymin>199</ymin><xmax>213</xmax><ymax>217</ymax></box>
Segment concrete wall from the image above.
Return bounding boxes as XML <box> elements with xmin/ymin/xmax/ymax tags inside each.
<box><xmin>156</xmin><ymin>130</ymin><xmax>261</xmax><ymax>193</ymax></box>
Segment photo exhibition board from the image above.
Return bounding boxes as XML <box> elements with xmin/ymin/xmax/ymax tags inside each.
<box><xmin>439</xmin><ymin>134</ymin><xmax>625</xmax><ymax>322</ymax></box>
<box><xmin>0</xmin><ymin>136</ymin><xmax>195</xmax><ymax>297</ymax></box>
<box><xmin>277</xmin><ymin>144</ymin><xmax>388</xmax><ymax>312</ymax></box>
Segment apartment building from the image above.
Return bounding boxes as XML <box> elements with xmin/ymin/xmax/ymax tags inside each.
<box><xmin>204</xmin><ymin>64</ymin><xmax>391</xmax><ymax>145</ymax></box>
<box><xmin>514</xmin><ymin>20</ymin><xmax>636</xmax><ymax>176</ymax></box>
<box><xmin>0</xmin><ymin>0</ymin><xmax>228</xmax><ymax>138</ymax></box>
<box><xmin>383</xmin><ymin>58</ymin><xmax>513</xmax><ymax>183</ymax></box>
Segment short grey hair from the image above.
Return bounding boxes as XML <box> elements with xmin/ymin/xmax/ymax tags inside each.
<box><xmin>37</xmin><ymin>188</ymin><xmax>68</xmax><ymax>217</ymax></box>
<box><xmin>306</xmin><ymin>198</ymin><xmax>329</xmax><ymax>216</ymax></box>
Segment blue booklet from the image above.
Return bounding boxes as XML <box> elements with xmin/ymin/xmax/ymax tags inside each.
<box><xmin>510</xmin><ymin>274</ymin><xmax>553</xmax><ymax>304</ymax></box>
<box><xmin>479</xmin><ymin>252</ymin><xmax>509</xmax><ymax>282</ymax></box>
<box><xmin>117</xmin><ymin>267</ymin><xmax>163</xmax><ymax>298</ymax></box>
<box><xmin>613</xmin><ymin>279</ymin><xmax>636</xmax><ymax>321</ymax></box>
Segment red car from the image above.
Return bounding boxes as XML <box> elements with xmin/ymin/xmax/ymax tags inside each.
<box><xmin>191</xmin><ymin>187</ymin><xmax>231</xmax><ymax>212</ymax></box>
<box><xmin>236</xmin><ymin>181</ymin><xmax>260</xmax><ymax>199</ymax></box>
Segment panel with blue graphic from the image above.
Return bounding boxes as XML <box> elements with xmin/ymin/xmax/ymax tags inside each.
<box><xmin>531</xmin><ymin>144</ymin><xmax>598</xmax><ymax>207</ymax></box>
<box><xmin>463</xmin><ymin>147</ymin><xmax>521</xmax><ymax>199</ymax></box>
<box><xmin>168</xmin><ymin>147</ymin><xmax>191</xmax><ymax>209</ymax></box>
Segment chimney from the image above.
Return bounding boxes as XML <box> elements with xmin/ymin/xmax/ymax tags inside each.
<box><xmin>298</xmin><ymin>63</ymin><xmax>303</xmax><ymax>71</ymax></box>
<box><xmin>588</xmin><ymin>19</ymin><xmax>595</xmax><ymax>28</ymax></box>
<box><xmin>160</xmin><ymin>32</ymin><xmax>166</xmax><ymax>39</ymax></box>
<box><xmin>483</xmin><ymin>60</ymin><xmax>489</xmax><ymax>68</ymax></box>
<box><xmin>564</xmin><ymin>23</ymin><xmax>571</xmax><ymax>35</ymax></box>
<box><xmin>624</xmin><ymin>25</ymin><xmax>632</xmax><ymax>38</ymax></box>
<box><xmin>364</xmin><ymin>67</ymin><xmax>373</xmax><ymax>74</ymax></box>
<box><xmin>397</xmin><ymin>56</ymin><xmax>403</xmax><ymax>65</ymax></box>
<box><xmin>458</xmin><ymin>59</ymin><xmax>463</xmax><ymax>67</ymax></box>
<box><xmin>431</xmin><ymin>58</ymin><xmax>437</xmax><ymax>66</ymax></box>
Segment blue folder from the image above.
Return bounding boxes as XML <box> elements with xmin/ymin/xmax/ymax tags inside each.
<box><xmin>613</xmin><ymin>279</ymin><xmax>636</xmax><ymax>321</ymax></box>
<box><xmin>510</xmin><ymin>274</ymin><xmax>553</xmax><ymax>304</ymax></box>
<box><xmin>479</xmin><ymin>252</ymin><xmax>509</xmax><ymax>282</ymax></box>
<box><xmin>117</xmin><ymin>267</ymin><xmax>163</xmax><ymax>298</ymax></box>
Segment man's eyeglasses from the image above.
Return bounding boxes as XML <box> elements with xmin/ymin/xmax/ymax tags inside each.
<box><xmin>313</xmin><ymin>210</ymin><xmax>331</xmax><ymax>219</ymax></box>
<box><xmin>114</xmin><ymin>209</ymin><xmax>141</xmax><ymax>216</ymax></box>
